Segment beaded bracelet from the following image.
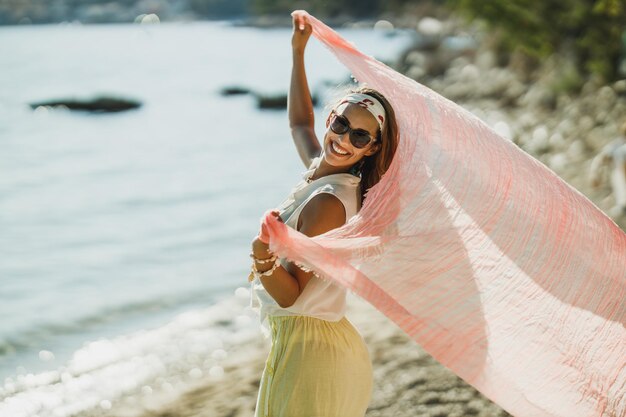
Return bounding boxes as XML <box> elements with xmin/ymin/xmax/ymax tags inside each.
<box><xmin>249</xmin><ymin>253</ymin><xmax>277</xmax><ymax>264</ymax></box>
<box><xmin>248</xmin><ymin>254</ymin><xmax>281</xmax><ymax>282</ymax></box>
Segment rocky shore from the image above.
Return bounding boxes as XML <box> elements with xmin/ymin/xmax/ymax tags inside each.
<box><xmin>394</xmin><ymin>17</ymin><xmax>626</xmax><ymax>231</ymax></box>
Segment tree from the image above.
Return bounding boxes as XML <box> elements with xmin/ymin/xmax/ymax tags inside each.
<box><xmin>449</xmin><ymin>0</ymin><xmax>626</xmax><ymax>81</ymax></box>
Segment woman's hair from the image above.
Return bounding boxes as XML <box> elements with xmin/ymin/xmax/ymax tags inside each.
<box><xmin>325</xmin><ymin>85</ymin><xmax>399</xmax><ymax>205</ymax></box>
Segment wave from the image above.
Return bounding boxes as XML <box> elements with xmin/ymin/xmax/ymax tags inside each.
<box><xmin>0</xmin><ymin>285</ymin><xmax>234</xmax><ymax>359</ymax></box>
<box><xmin>0</xmin><ymin>287</ymin><xmax>260</xmax><ymax>417</ymax></box>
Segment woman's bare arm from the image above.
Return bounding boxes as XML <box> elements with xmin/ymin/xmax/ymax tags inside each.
<box><xmin>284</xmin><ymin>193</ymin><xmax>345</xmax><ymax>299</ymax></box>
<box><xmin>254</xmin><ymin>193</ymin><xmax>345</xmax><ymax>308</ymax></box>
<box><xmin>289</xmin><ymin>12</ymin><xmax>322</xmax><ymax>167</ymax></box>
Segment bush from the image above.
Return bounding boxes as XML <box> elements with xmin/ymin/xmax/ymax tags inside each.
<box><xmin>448</xmin><ymin>0</ymin><xmax>626</xmax><ymax>81</ymax></box>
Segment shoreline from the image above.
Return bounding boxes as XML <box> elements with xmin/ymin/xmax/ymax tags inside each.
<box><xmin>84</xmin><ymin>293</ymin><xmax>510</xmax><ymax>417</ymax></box>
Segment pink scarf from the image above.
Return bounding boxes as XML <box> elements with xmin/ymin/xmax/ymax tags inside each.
<box><xmin>261</xmin><ymin>11</ymin><xmax>626</xmax><ymax>417</ymax></box>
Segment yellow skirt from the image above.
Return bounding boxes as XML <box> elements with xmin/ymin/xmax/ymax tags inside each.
<box><xmin>254</xmin><ymin>315</ymin><xmax>373</xmax><ymax>417</ymax></box>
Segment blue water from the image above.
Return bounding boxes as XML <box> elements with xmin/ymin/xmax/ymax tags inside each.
<box><xmin>0</xmin><ymin>19</ymin><xmax>413</xmax><ymax>405</ymax></box>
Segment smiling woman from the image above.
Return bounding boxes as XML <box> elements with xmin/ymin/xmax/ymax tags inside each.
<box><xmin>247</xmin><ymin>10</ymin><xmax>399</xmax><ymax>417</ymax></box>
<box><xmin>258</xmin><ymin>9</ymin><xmax>626</xmax><ymax>417</ymax></box>
<box><xmin>319</xmin><ymin>88</ymin><xmax>399</xmax><ymax>203</ymax></box>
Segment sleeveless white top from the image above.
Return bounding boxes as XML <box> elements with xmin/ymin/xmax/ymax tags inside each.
<box><xmin>249</xmin><ymin>155</ymin><xmax>361</xmax><ymax>337</ymax></box>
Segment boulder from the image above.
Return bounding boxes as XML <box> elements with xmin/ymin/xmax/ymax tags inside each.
<box><xmin>30</xmin><ymin>96</ymin><xmax>141</xmax><ymax>113</ymax></box>
<box><xmin>220</xmin><ymin>86</ymin><xmax>251</xmax><ymax>96</ymax></box>
<box><xmin>254</xmin><ymin>92</ymin><xmax>319</xmax><ymax>110</ymax></box>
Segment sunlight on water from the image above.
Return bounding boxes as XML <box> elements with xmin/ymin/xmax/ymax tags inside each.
<box><xmin>0</xmin><ymin>292</ymin><xmax>259</xmax><ymax>416</ymax></box>
<box><xmin>0</xmin><ymin>21</ymin><xmax>415</xmax><ymax>415</ymax></box>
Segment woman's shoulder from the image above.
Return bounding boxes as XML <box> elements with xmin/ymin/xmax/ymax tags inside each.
<box><xmin>297</xmin><ymin>192</ymin><xmax>346</xmax><ymax>233</ymax></box>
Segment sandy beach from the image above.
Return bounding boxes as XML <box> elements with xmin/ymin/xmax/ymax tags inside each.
<box><xmin>81</xmin><ymin>292</ymin><xmax>510</xmax><ymax>417</ymax></box>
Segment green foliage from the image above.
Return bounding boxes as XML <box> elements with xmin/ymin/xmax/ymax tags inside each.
<box><xmin>189</xmin><ymin>0</ymin><xmax>249</xmax><ymax>17</ymax></box>
<box><xmin>248</xmin><ymin>0</ymin><xmax>383</xmax><ymax>18</ymax></box>
<box><xmin>245</xmin><ymin>0</ymin><xmax>451</xmax><ymax>20</ymax></box>
<box><xmin>449</xmin><ymin>0</ymin><xmax>626</xmax><ymax>81</ymax></box>
<box><xmin>550</xmin><ymin>61</ymin><xmax>585</xmax><ymax>94</ymax></box>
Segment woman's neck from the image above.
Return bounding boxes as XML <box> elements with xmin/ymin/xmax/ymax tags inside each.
<box><xmin>308</xmin><ymin>154</ymin><xmax>351</xmax><ymax>181</ymax></box>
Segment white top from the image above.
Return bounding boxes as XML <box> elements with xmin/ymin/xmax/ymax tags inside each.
<box><xmin>249</xmin><ymin>156</ymin><xmax>361</xmax><ymax>338</ymax></box>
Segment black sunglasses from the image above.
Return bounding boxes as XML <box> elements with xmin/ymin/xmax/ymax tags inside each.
<box><xmin>329</xmin><ymin>110</ymin><xmax>379</xmax><ymax>149</ymax></box>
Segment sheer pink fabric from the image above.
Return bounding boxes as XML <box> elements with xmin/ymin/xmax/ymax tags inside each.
<box><xmin>262</xmin><ymin>11</ymin><xmax>626</xmax><ymax>417</ymax></box>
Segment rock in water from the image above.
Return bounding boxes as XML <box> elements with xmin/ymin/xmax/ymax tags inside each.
<box><xmin>220</xmin><ymin>86</ymin><xmax>251</xmax><ymax>96</ymax></box>
<box><xmin>30</xmin><ymin>96</ymin><xmax>142</xmax><ymax>113</ymax></box>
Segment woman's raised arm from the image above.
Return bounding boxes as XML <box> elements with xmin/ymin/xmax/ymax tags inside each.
<box><xmin>289</xmin><ymin>11</ymin><xmax>321</xmax><ymax>167</ymax></box>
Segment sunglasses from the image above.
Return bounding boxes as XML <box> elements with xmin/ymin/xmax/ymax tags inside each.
<box><xmin>328</xmin><ymin>110</ymin><xmax>379</xmax><ymax>149</ymax></box>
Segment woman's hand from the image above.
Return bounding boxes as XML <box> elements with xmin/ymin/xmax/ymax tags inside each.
<box><xmin>251</xmin><ymin>235</ymin><xmax>272</xmax><ymax>261</ymax></box>
<box><xmin>291</xmin><ymin>10</ymin><xmax>312</xmax><ymax>52</ymax></box>
<box><xmin>251</xmin><ymin>210</ymin><xmax>283</xmax><ymax>259</ymax></box>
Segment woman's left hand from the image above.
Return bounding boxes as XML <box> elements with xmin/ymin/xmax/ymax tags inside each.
<box><xmin>252</xmin><ymin>210</ymin><xmax>283</xmax><ymax>258</ymax></box>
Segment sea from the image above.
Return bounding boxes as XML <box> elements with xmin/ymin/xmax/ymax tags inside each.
<box><xmin>0</xmin><ymin>19</ymin><xmax>414</xmax><ymax>415</ymax></box>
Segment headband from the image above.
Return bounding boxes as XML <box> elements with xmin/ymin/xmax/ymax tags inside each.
<box><xmin>335</xmin><ymin>93</ymin><xmax>386</xmax><ymax>132</ymax></box>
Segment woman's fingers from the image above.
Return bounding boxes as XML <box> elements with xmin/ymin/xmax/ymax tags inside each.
<box><xmin>291</xmin><ymin>10</ymin><xmax>306</xmax><ymax>19</ymax></box>
<box><xmin>291</xmin><ymin>11</ymin><xmax>300</xmax><ymax>29</ymax></box>
<box><xmin>258</xmin><ymin>223</ymin><xmax>270</xmax><ymax>244</ymax></box>
<box><xmin>256</xmin><ymin>210</ymin><xmax>281</xmax><ymax>246</ymax></box>
<box><xmin>291</xmin><ymin>10</ymin><xmax>309</xmax><ymax>31</ymax></box>
<box><xmin>270</xmin><ymin>210</ymin><xmax>283</xmax><ymax>222</ymax></box>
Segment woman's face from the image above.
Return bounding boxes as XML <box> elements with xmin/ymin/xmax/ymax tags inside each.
<box><xmin>322</xmin><ymin>103</ymin><xmax>381</xmax><ymax>168</ymax></box>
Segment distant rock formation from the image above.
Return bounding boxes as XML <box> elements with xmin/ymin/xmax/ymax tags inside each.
<box><xmin>30</xmin><ymin>96</ymin><xmax>142</xmax><ymax>113</ymax></box>
<box><xmin>219</xmin><ymin>85</ymin><xmax>319</xmax><ymax>110</ymax></box>
<box><xmin>219</xmin><ymin>86</ymin><xmax>251</xmax><ymax>96</ymax></box>
<box><xmin>254</xmin><ymin>93</ymin><xmax>288</xmax><ymax>110</ymax></box>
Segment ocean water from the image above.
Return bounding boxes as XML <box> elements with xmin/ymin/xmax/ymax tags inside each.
<box><xmin>0</xmin><ymin>20</ymin><xmax>413</xmax><ymax>414</ymax></box>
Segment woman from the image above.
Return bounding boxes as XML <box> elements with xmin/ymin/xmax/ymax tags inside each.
<box><xmin>248</xmin><ymin>11</ymin><xmax>399</xmax><ymax>417</ymax></box>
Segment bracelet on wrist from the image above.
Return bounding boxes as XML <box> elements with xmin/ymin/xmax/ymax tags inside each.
<box><xmin>248</xmin><ymin>256</ymin><xmax>281</xmax><ymax>282</ymax></box>
<box><xmin>249</xmin><ymin>253</ymin><xmax>276</xmax><ymax>264</ymax></box>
